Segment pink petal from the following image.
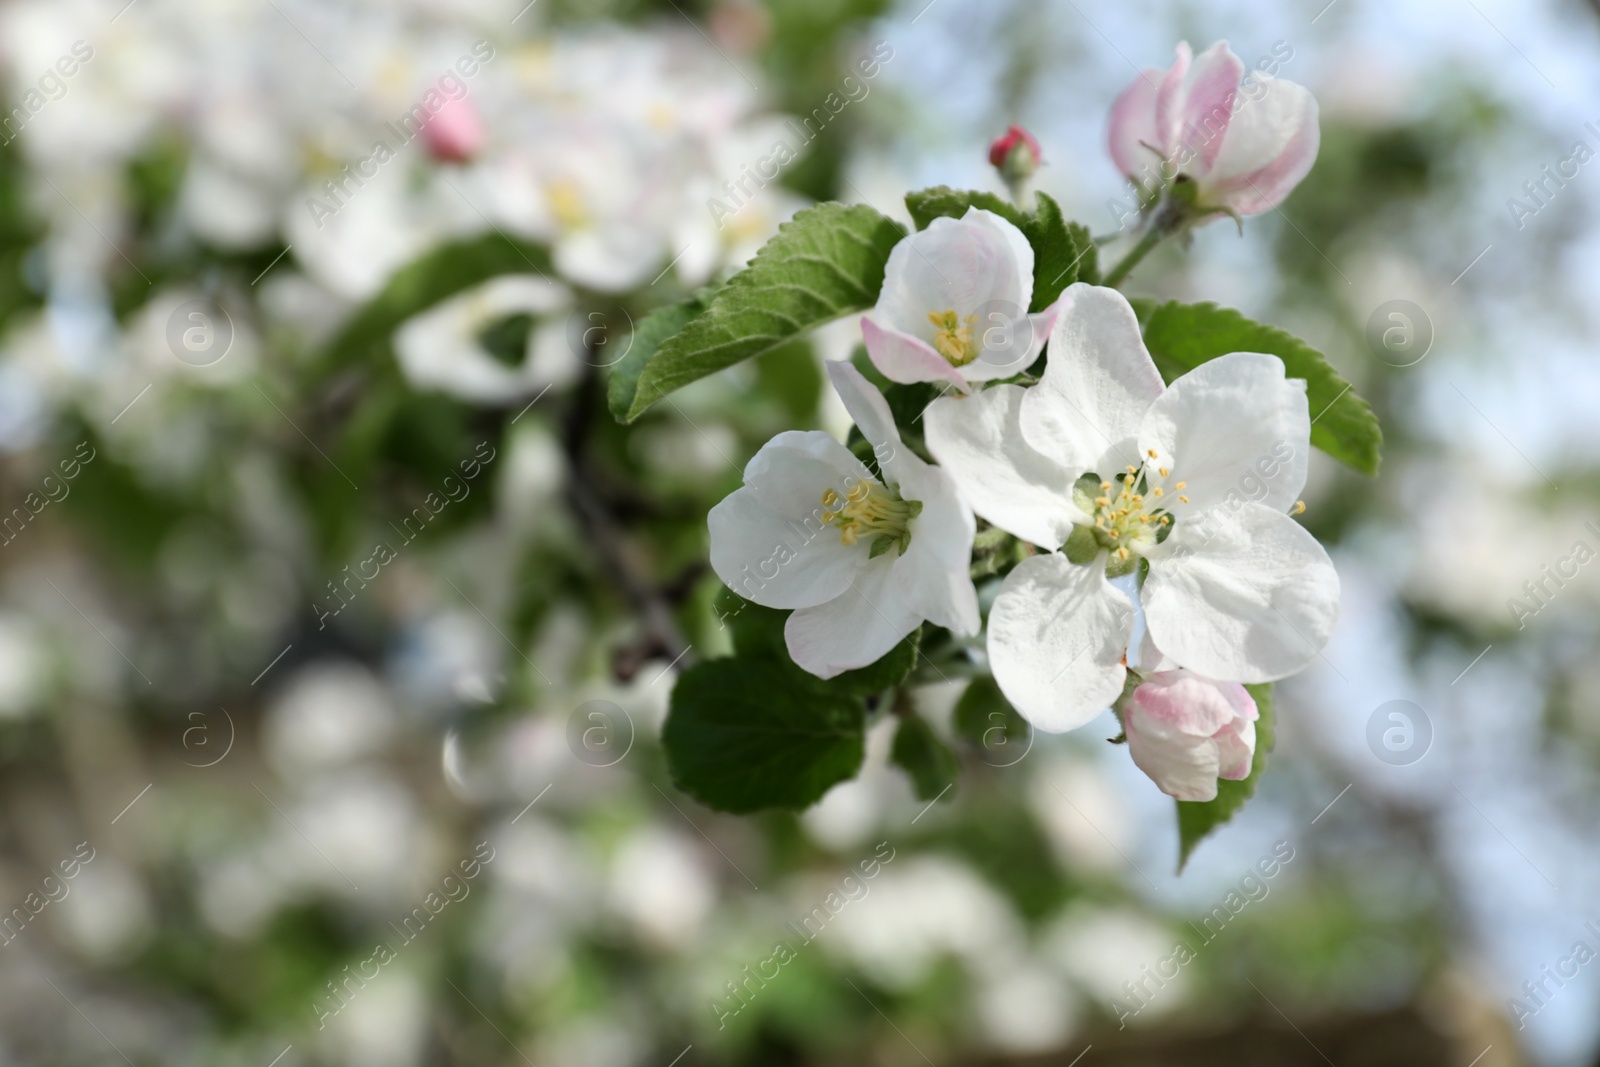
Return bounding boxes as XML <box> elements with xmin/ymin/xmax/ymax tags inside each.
<box><xmin>1175</xmin><ymin>42</ymin><xmax>1246</xmax><ymax>176</ymax></box>
<box><xmin>1154</xmin><ymin>42</ymin><xmax>1194</xmax><ymax>155</ymax></box>
<box><xmin>860</xmin><ymin>317</ymin><xmax>970</xmax><ymax>391</ymax></box>
<box><xmin>1107</xmin><ymin>69</ymin><xmax>1165</xmax><ymax>180</ymax></box>
<box><xmin>1215</xmin><ymin>717</ymin><xmax>1257</xmax><ymax>780</ymax></box>
<box><xmin>1128</xmin><ymin>670</ymin><xmax>1245</xmax><ymax>739</ymax></box>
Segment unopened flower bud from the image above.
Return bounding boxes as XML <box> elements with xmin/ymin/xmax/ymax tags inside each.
<box><xmin>422</xmin><ymin>93</ymin><xmax>486</xmax><ymax>164</ymax></box>
<box><xmin>989</xmin><ymin>124</ymin><xmax>1042</xmax><ymax>186</ymax></box>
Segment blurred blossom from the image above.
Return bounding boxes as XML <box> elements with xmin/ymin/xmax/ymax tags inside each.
<box><xmin>822</xmin><ymin>855</ymin><xmax>1022</xmax><ymax>989</ymax></box>
<box><xmin>496</xmin><ymin>815</ymin><xmax>600</xmax><ymax>913</ymax></box>
<box><xmin>1027</xmin><ymin>751</ymin><xmax>1131</xmax><ymax>873</ymax></box>
<box><xmin>53</xmin><ymin>858</ymin><xmax>153</xmax><ymax>963</ymax></box>
<box><xmin>264</xmin><ymin>663</ymin><xmax>396</xmax><ymax>775</ymax></box>
<box><xmin>198</xmin><ymin>851</ymin><xmax>287</xmax><ymax>940</ymax></box>
<box><xmin>395</xmin><ymin>275</ymin><xmax>579</xmax><ymax>403</ymax></box>
<box><xmin>1044</xmin><ymin>905</ymin><xmax>1189</xmax><ymax>1013</ymax></box>
<box><xmin>607</xmin><ymin>827</ymin><xmax>716</xmax><ymax>951</ymax></box>
<box><xmin>288</xmin><ymin>771</ymin><xmax>417</xmax><ymax>894</ymax></box>
<box><xmin>323</xmin><ymin>967</ymin><xmax>429</xmax><ymax>1067</ymax></box>
<box><xmin>534</xmin><ymin>1015</ymin><xmax>647</xmax><ymax>1067</ymax></box>
<box><xmin>0</xmin><ymin>614</ymin><xmax>45</xmax><ymax>718</ymax></box>
<box><xmin>630</xmin><ymin>420</ymin><xmax>741</xmax><ymax>481</ymax></box>
<box><xmin>801</xmin><ymin>719</ymin><xmax>906</xmax><ymax>850</ymax></box>
<box><xmin>974</xmin><ymin>955</ymin><xmax>1081</xmax><ymax>1053</ymax></box>
<box><xmin>500</xmin><ymin>424</ymin><xmax>567</xmax><ymax>530</ymax></box>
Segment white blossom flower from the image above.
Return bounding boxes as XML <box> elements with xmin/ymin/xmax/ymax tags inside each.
<box><xmin>862</xmin><ymin>207</ymin><xmax>1057</xmax><ymax>391</ymax></box>
<box><xmin>1124</xmin><ymin>669</ymin><xmax>1257</xmax><ymax>801</ymax></box>
<box><xmin>924</xmin><ymin>283</ymin><xmax>1338</xmax><ymax>730</ymax></box>
<box><xmin>708</xmin><ymin>361</ymin><xmax>979</xmax><ymax>678</ymax></box>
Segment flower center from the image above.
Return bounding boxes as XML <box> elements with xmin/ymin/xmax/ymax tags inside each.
<box><xmin>927</xmin><ymin>309</ymin><xmax>979</xmax><ymax>366</ymax></box>
<box><xmin>1077</xmin><ymin>455</ymin><xmax>1189</xmax><ymax>570</ymax></box>
<box><xmin>546</xmin><ymin>180</ymin><xmax>588</xmax><ymax>228</ymax></box>
<box><xmin>820</xmin><ymin>480</ymin><xmax>921</xmax><ymax>557</ymax></box>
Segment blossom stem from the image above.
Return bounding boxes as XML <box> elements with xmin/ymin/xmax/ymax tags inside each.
<box><xmin>1100</xmin><ymin>226</ymin><xmax>1167</xmax><ymax>288</ymax></box>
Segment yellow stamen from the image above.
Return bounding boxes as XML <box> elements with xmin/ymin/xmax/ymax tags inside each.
<box><xmin>1178</xmin><ymin>495</ymin><xmax>1189</xmax><ymax>504</ymax></box>
<box><xmin>819</xmin><ymin>480</ymin><xmax>917</xmax><ymax>553</ymax></box>
<box><xmin>1292</xmin><ymin>500</ymin><xmax>1306</xmax><ymax>515</ymax></box>
<box><xmin>927</xmin><ymin>309</ymin><xmax>980</xmax><ymax>366</ymax></box>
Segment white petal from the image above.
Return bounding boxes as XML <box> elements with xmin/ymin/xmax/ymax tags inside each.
<box><xmin>785</xmin><ymin>555</ymin><xmax>922</xmax><ymax>679</ymax></box>
<box><xmin>963</xmin><ymin>303</ymin><xmax>1060</xmax><ymax>382</ymax></box>
<box><xmin>708</xmin><ymin>488</ymin><xmax>865</xmax><ymax>610</ymax></box>
<box><xmin>743</xmin><ymin>430</ymin><xmax>871</xmax><ymax>520</ymax></box>
<box><xmin>824</xmin><ymin>360</ymin><xmax>914</xmax><ymax>485</ymax></box>
<box><xmin>987</xmin><ymin>553</ymin><xmax>1133</xmax><ymax>733</ymax></box>
<box><xmin>1137</xmin><ymin>352</ymin><xmax>1308</xmax><ymax>515</ymax></box>
<box><xmin>893</xmin><ymin>459</ymin><xmax>980</xmax><ymax>636</ymax></box>
<box><xmin>874</xmin><ymin>211</ymin><xmax>1031</xmax><ymax>342</ymax></box>
<box><xmin>1206</xmin><ymin>74</ymin><xmax>1316</xmax><ymax>188</ymax></box>
<box><xmin>1020</xmin><ymin>284</ymin><xmax>1165</xmax><ymax>476</ymax></box>
<box><xmin>1125</xmin><ymin>705</ymin><xmax>1223</xmax><ymax>802</ymax></box>
<box><xmin>964</xmin><ymin>206</ymin><xmax>1035</xmax><ymax>311</ymax></box>
<box><xmin>924</xmin><ymin>386</ymin><xmax>1083</xmax><ymax>550</ymax></box>
<box><xmin>1143</xmin><ymin>502</ymin><xmax>1340</xmax><ymax>683</ymax></box>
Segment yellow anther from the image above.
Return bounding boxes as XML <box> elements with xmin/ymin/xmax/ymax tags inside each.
<box><xmin>927</xmin><ymin>309</ymin><xmax>980</xmax><ymax>366</ymax></box>
<box><xmin>1158</xmin><ymin>467</ymin><xmax>1169</xmax><ymax>478</ymax></box>
<box><xmin>1175</xmin><ymin>481</ymin><xmax>1186</xmax><ymax>490</ymax></box>
<box><xmin>1152</xmin><ymin>487</ymin><xmax>1164</xmax><ymax>497</ymax></box>
<box><xmin>1094</xmin><ymin>496</ymin><xmax>1110</xmax><ymax>507</ymax></box>
<box><xmin>1292</xmin><ymin>500</ymin><xmax>1307</xmax><ymax>515</ymax></box>
<box><xmin>1178</xmin><ymin>495</ymin><xmax>1189</xmax><ymax>504</ymax></box>
<box><xmin>819</xmin><ymin>480</ymin><xmax>916</xmax><ymax>552</ymax></box>
<box><xmin>1147</xmin><ymin>449</ymin><xmax>1158</xmax><ymax>459</ymax></box>
<box><xmin>1100</xmin><ymin>481</ymin><xmax>1112</xmax><ymax>492</ymax></box>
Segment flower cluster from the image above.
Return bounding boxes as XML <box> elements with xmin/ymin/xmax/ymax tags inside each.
<box><xmin>708</xmin><ymin>40</ymin><xmax>1340</xmax><ymax>804</ymax></box>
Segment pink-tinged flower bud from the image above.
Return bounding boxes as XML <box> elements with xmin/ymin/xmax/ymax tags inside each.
<box><xmin>422</xmin><ymin>93</ymin><xmax>486</xmax><ymax>164</ymax></box>
<box><xmin>1107</xmin><ymin>41</ymin><xmax>1318</xmax><ymax>217</ymax></box>
<box><xmin>1124</xmin><ymin>670</ymin><xmax>1257</xmax><ymax>802</ymax></box>
<box><xmin>989</xmin><ymin>124</ymin><xmax>1042</xmax><ymax>184</ymax></box>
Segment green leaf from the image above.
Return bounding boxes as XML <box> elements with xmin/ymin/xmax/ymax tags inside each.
<box><xmin>903</xmin><ymin>187</ymin><xmax>1097</xmax><ymax>310</ymax></box>
<box><xmin>1130</xmin><ymin>300</ymin><xmax>1382</xmax><ymax>475</ymax></box>
<box><xmin>890</xmin><ymin>712</ymin><xmax>958</xmax><ymax>802</ymax></box>
<box><xmin>607</xmin><ymin>294</ymin><xmax>709</xmax><ymax>422</ymax></box>
<box><xmin>1175</xmin><ymin>683</ymin><xmax>1275</xmax><ymax>871</ymax></box>
<box><xmin>829</xmin><ymin>630</ymin><xmax>918</xmax><ymax>698</ymax></box>
<box><xmin>625</xmin><ymin>202</ymin><xmax>906</xmax><ymax>421</ymax></box>
<box><xmin>952</xmin><ymin>676</ymin><xmax>1030</xmax><ymax>764</ymax></box>
<box><xmin>664</xmin><ymin>658</ymin><xmax>866</xmax><ymax>814</ymax></box>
